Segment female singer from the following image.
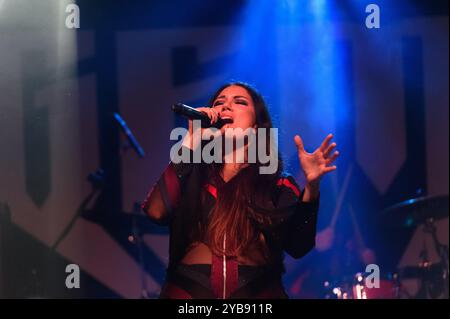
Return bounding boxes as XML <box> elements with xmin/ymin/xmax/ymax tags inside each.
<box><xmin>142</xmin><ymin>82</ymin><xmax>339</xmax><ymax>298</ymax></box>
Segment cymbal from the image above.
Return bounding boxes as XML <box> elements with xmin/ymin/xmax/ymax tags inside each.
<box><xmin>381</xmin><ymin>195</ymin><xmax>449</xmax><ymax>228</ymax></box>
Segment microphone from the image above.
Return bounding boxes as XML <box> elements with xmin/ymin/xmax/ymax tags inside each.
<box><xmin>172</xmin><ymin>103</ymin><xmax>230</xmax><ymax>128</ymax></box>
<box><xmin>113</xmin><ymin>112</ymin><xmax>145</xmax><ymax>158</ymax></box>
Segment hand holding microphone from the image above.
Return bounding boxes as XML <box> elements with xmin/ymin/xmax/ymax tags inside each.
<box><xmin>172</xmin><ymin>103</ymin><xmax>233</xmax><ymax>150</ymax></box>
<box><xmin>171</xmin><ymin>103</ymin><xmax>231</xmax><ymax>128</ymax></box>
<box><xmin>196</xmin><ymin>107</ymin><xmax>220</xmax><ymax>125</ymax></box>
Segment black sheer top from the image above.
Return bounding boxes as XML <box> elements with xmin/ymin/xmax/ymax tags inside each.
<box><xmin>142</xmin><ymin>146</ymin><xmax>319</xmax><ymax>274</ymax></box>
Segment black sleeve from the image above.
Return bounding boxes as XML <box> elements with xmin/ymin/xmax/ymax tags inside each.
<box><xmin>276</xmin><ymin>175</ymin><xmax>320</xmax><ymax>259</ymax></box>
<box><xmin>141</xmin><ymin>146</ymin><xmax>196</xmax><ymax>225</ymax></box>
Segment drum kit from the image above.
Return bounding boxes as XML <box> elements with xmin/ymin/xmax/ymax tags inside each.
<box><xmin>323</xmin><ymin>194</ymin><xmax>449</xmax><ymax>299</ymax></box>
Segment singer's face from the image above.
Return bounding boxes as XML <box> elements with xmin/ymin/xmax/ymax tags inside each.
<box><xmin>212</xmin><ymin>85</ymin><xmax>256</xmax><ymax>131</ymax></box>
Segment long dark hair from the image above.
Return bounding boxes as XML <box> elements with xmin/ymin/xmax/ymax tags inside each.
<box><xmin>203</xmin><ymin>82</ymin><xmax>284</xmax><ymax>258</ymax></box>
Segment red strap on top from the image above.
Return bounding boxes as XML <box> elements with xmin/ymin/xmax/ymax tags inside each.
<box><xmin>277</xmin><ymin>177</ymin><xmax>300</xmax><ymax>197</ymax></box>
<box><xmin>205</xmin><ymin>183</ymin><xmax>218</xmax><ymax>199</ymax></box>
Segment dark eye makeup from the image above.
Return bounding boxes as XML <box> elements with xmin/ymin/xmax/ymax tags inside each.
<box><xmin>213</xmin><ymin>98</ymin><xmax>248</xmax><ymax>106</ymax></box>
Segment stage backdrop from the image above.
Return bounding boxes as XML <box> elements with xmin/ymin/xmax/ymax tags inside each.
<box><xmin>0</xmin><ymin>1</ymin><xmax>448</xmax><ymax>298</ymax></box>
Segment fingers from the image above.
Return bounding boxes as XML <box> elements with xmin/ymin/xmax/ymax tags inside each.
<box><xmin>324</xmin><ymin>142</ymin><xmax>337</xmax><ymax>158</ymax></box>
<box><xmin>197</xmin><ymin>107</ymin><xmax>219</xmax><ymax>124</ymax></box>
<box><xmin>294</xmin><ymin>135</ymin><xmax>305</xmax><ymax>153</ymax></box>
<box><xmin>319</xmin><ymin>133</ymin><xmax>334</xmax><ymax>152</ymax></box>
<box><xmin>326</xmin><ymin>151</ymin><xmax>339</xmax><ymax>165</ymax></box>
<box><xmin>323</xmin><ymin>165</ymin><xmax>337</xmax><ymax>173</ymax></box>
<box><xmin>211</xmin><ymin>109</ymin><xmax>219</xmax><ymax>123</ymax></box>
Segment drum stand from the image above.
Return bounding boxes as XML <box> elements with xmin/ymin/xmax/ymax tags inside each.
<box><xmin>129</xmin><ymin>202</ymin><xmax>150</xmax><ymax>299</ymax></box>
<box><xmin>417</xmin><ymin>218</ymin><xmax>449</xmax><ymax>298</ymax></box>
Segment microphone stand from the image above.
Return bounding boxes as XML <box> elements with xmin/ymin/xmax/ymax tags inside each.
<box><xmin>52</xmin><ymin>169</ymin><xmax>104</xmax><ymax>251</ymax></box>
<box><xmin>113</xmin><ymin>114</ymin><xmax>150</xmax><ymax>298</ymax></box>
<box><xmin>130</xmin><ymin>202</ymin><xmax>150</xmax><ymax>299</ymax></box>
<box><xmin>53</xmin><ymin>113</ymin><xmax>149</xmax><ymax>298</ymax></box>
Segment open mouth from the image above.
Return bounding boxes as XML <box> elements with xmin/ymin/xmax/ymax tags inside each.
<box><xmin>220</xmin><ymin>115</ymin><xmax>234</xmax><ymax>124</ymax></box>
<box><xmin>220</xmin><ymin>116</ymin><xmax>233</xmax><ymax>123</ymax></box>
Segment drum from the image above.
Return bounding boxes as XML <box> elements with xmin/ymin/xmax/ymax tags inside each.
<box><xmin>324</xmin><ymin>272</ymin><xmax>399</xmax><ymax>299</ymax></box>
<box><xmin>351</xmin><ymin>272</ymin><xmax>398</xmax><ymax>299</ymax></box>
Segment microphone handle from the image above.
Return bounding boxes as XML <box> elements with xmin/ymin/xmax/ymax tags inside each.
<box><xmin>172</xmin><ymin>103</ymin><xmax>226</xmax><ymax>128</ymax></box>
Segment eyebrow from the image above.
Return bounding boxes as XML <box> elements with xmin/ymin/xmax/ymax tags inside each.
<box><xmin>215</xmin><ymin>95</ymin><xmax>249</xmax><ymax>100</ymax></box>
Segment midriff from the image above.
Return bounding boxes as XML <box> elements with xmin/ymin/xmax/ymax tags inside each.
<box><xmin>180</xmin><ymin>241</ymin><xmax>267</xmax><ymax>266</ymax></box>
